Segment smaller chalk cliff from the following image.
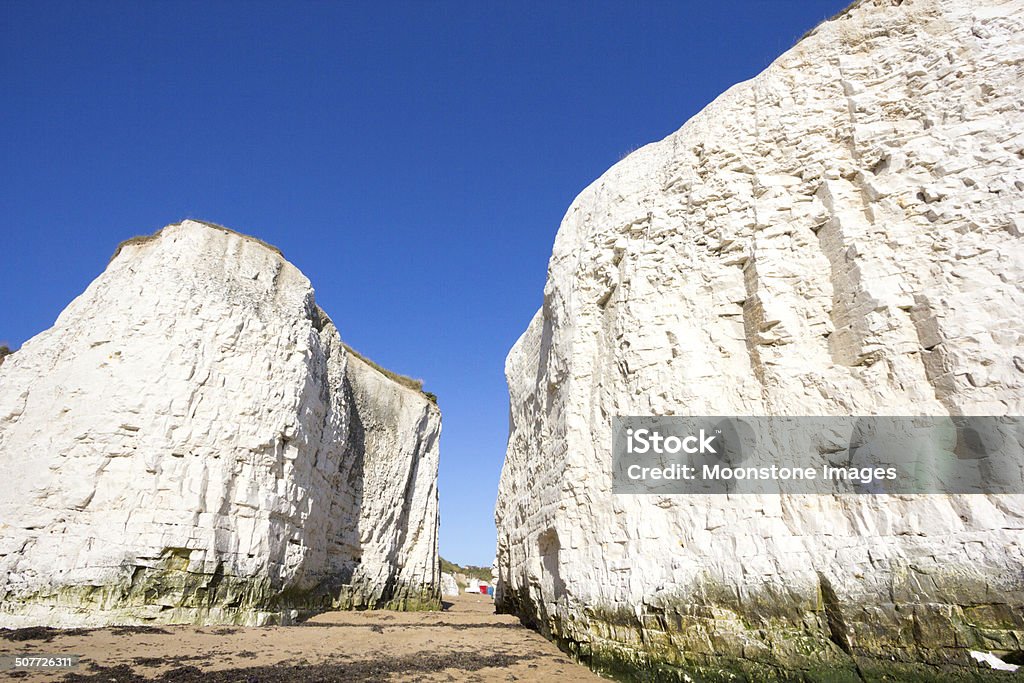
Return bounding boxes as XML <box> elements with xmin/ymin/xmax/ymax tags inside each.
<box><xmin>496</xmin><ymin>0</ymin><xmax>1024</xmax><ymax>681</ymax></box>
<box><xmin>341</xmin><ymin>352</ymin><xmax>441</xmax><ymax>610</ymax></box>
<box><xmin>0</xmin><ymin>220</ymin><xmax>441</xmax><ymax>627</ymax></box>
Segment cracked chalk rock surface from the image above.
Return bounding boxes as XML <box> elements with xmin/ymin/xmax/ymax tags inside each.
<box><xmin>496</xmin><ymin>0</ymin><xmax>1024</xmax><ymax>680</ymax></box>
<box><xmin>0</xmin><ymin>220</ymin><xmax>441</xmax><ymax>627</ymax></box>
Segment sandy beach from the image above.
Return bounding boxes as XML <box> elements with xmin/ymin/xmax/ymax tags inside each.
<box><xmin>0</xmin><ymin>594</ymin><xmax>604</xmax><ymax>682</ymax></box>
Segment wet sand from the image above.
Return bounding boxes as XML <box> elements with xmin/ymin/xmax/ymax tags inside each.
<box><xmin>0</xmin><ymin>593</ymin><xmax>605</xmax><ymax>681</ymax></box>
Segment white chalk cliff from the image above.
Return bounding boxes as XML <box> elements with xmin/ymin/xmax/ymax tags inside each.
<box><xmin>496</xmin><ymin>0</ymin><xmax>1024</xmax><ymax>679</ymax></box>
<box><xmin>0</xmin><ymin>220</ymin><xmax>441</xmax><ymax>626</ymax></box>
<box><xmin>441</xmin><ymin>572</ymin><xmax>459</xmax><ymax>597</ymax></box>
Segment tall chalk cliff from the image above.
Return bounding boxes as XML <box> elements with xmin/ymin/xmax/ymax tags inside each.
<box><xmin>0</xmin><ymin>220</ymin><xmax>441</xmax><ymax>626</ymax></box>
<box><xmin>496</xmin><ymin>0</ymin><xmax>1024</xmax><ymax>679</ymax></box>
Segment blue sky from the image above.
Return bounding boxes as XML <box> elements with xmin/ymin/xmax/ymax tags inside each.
<box><xmin>1</xmin><ymin>0</ymin><xmax>849</xmax><ymax>566</ymax></box>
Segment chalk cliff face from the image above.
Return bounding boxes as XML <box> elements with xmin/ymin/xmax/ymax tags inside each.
<box><xmin>441</xmin><ymin>572</ymin><xmax>459</xmax><ymax>597</ymax></box>
<box><xmin>0</xmin><ymin>220</ymin><xmax>441</xmax><ymax>626</ymax></box>
<box><xmin>496</xmin><ymin>0</ymin><xmax>1024</xmax><ymax>679</ymax></box>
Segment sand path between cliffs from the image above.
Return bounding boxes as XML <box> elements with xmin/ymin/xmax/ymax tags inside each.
<box><xmin>0</xmin><ymin>593</ymin><xmax>606</xmax><ymax>682</ymax></box>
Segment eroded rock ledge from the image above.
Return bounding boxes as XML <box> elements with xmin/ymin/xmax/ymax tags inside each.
<box><xmin>0</xmin><ymin>220</ymin><xmax>441</xmax><ymax>626</ymax></box>
<box><xmin>495</xmin><ymin>0</ymin><xmax>1024</xmax><ymax>679</ymax></box>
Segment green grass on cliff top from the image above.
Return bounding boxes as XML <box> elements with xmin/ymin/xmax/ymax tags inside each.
<box><xmin>109</xmin><ymin>219</ymin><xmax>283</xmax><ymax>263</ymax></box>
<box><xmin>343</xmin><ymin>343</ymin><xmax>438</xmax><ymax>404</ymax></box>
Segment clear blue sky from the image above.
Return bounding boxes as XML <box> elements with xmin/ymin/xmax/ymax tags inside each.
<box><xmin>1</xmin><ymin>1</ymin><xmax>849</xmax><ymax>566</ymax></box>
